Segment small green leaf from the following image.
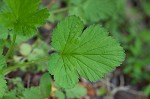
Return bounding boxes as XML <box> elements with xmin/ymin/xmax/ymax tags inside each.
<box><xmin>22</xmin><ymin>73</ymin><xmax>51</xmax><ymax>99</ymax></box>
<box><xmin>0</xmin><ymin>75</ymin><xmax>7</xmax><ymax>98</ymax></box>
<box><xmin>27</xmin><ymin>39</ymin><xmax>50</xmax><ymax>61</ymax></box>
<box><xmin>39</xmin><ymin>73</ymin><xmax>52</xmax><ymax>98</ymax></box>
<box><xmin>0</xmin><ymin>0</ymin><xmax>49</xmax><ymax>36</ymax></box>
<box><xmin>55</xmin><ymin>91</ymin><xmax>65</xmax><ymax>99</ymax></box>
<box><xmin>48</xmin><ymin>16</ymin><xmax>125</xmax><ymax>88</ymax></box>
<box><xmin>65</xmin><ymin>84</ymin><xmax>87</xmax><ymax>98</ymax></box>
<box><xmin>97</xmin><ymin>87</ymin><xmax>107</xmax><ymax>96</ymax></box>
<box><xmin>23</xmin><ymin>87</ymin><xmax>42</xmax><ymax>99</ymax></box>
<box><xmin>28</xmin><ymin>48</ymin><xmax>45</xmax><ymax>60</ymax></box>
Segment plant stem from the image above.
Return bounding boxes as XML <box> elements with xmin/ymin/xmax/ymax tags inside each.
<box><xmin>2</xmin><ymin>56</ymin><xmax>50</xmax><ymax>75</ymax></box>
<box><xmin>50</xmin><ymin>7</ymin><xmax>69</xmax><ymax>14</ymax></box>
<box><xmin>5</xmin><ymin>34</ymin><xmax>17</xmax><ymax>60</ymax></box>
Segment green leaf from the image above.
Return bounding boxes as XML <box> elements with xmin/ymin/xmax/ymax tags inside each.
<box><xmin>97</xmin><ymin>87</ymin><xmax>107</xmax><ymax>96</ymax></box>
<box><xmin>10</xmin><ymin>33</ymin><xmax>35</xmax><ymax>44</ymax></box>
<box><xmin>68</xmin><ymin>0</ymin><xmax>86</xmax><ymax>23</ymax></box>
<box><xmin>0</xmin><ymin>24</ymin><xmax>8</xmax><ymax>40</ymax></box>
<box><xmin>69</xmin><ymin>0</ymin><xmax>117</xmax><ymax>23</ymax></box>
<box><xmin>2</xmin><ymin>91</ymin><xmax>17</xmax><ymax>99</ymax></box>
<box><xmin>2</xmin><ymin>95</ymin><xmax>17</xmax><ymax>99</ymax></box>
<box><xmin>0</xmin><ymin>75</ymin><xmax>7</xmax><ymax>98</ymax></box>
<box><xmin>22</xmin><ymin>87</ymin><xmax>42</xmax><ymax>99</ymax></box>
<box><xmin>84</xmin><ymin>0</ymin><xmax>116</xmax><ymax>22</ymax></box>
<box><xmin>140</xmin><ymin>30</ymin><xmax>150</xmax><ymax>43</ymax></box>
<box><xmin>0</xmin><ymin>39</ymin><xmax>5</xmax><ymax>54</ymax></box>
<box><xmin>55</xmin><ymin>90</ymin><xmax>65</xmax><ymax>99</ymax></box>
<box><xmin>143</xmin><ymin>1</ymin><xmax>150</xmax><ymax>16</ymax></box>
<box><xmin>65</xmin><ymin>84</ymin><xmax>87</xmax><ymax>98</ymax></box>
<box><xmin>39</xmin><ymin>73</ymin><xmax>52</xmax><ymax>98</ymax></box>
<box><xmin>144</xmin><ymin>84</ymin><xmax>150</xmax><ymax>96</ymax></box>
<box><xmin>48</xmin><ymin>16</ymin><xmax>125</xmax><ymax>88</ymax></box>
<box><xmin>0</xmin><ymin>0</ymin><xmax>49</xmax><ymax>36</ymax></box>
<box><xmin>22</xmin><ymin>73</ymin><xmax>51</xmax><ymax>99</ymax></box>
<box><xmin>27</xmin><ymin>39</ymin><xmax>50</xmax><ymax>61</ymax></box>
<box><xmin>0</xmin><ymin>55</ymin><xmax>6</xmax><ymax>70</ymax></box>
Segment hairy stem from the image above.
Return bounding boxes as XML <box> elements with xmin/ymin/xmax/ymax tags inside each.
<box><xmin>5</xmin><ymin>34</ymin><xmax>17</xmax><ymax>59</ymax></box>
<box><xmin>2</xmin><ymin>56</ymin><xmax>50</xmax><ymax>75</ymax></box>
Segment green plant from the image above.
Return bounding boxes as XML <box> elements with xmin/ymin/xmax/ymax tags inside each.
<box><xmin>1</xmin><ymin>73</ymin><xmax>52</xmax><ymax>99</ymax></box>
<box><xmin>142</xmin><ymin>1</ymin><xmax>150</xmax><ymax>16</ymax></box>
<box><xmin>144</xmin><ymin>84</ymin><xmax>150</xmax><ymax>96</ymax></box>
<box><xmin>48</xmin><ymin>16</ymin><xmax>125</xmax><ymax>88</ymax></box>
<box><xmin>0</xmin><ymin>0</ymin><xmax>125</xmax><ymax>98</ymax></box>
<box><xmin>55</xmin><ymin>84</ymin><xmax>87</xmax><ymax>99</ymax></box>
<box><xmin>21</xmin><ymin>73</ymin><xmax>52</xmax><ymax>99</ymax></box>
<box><xmin>68</xmin><ymin>0</ymin><xmax>118</xmax><ymax>23</ymax></box>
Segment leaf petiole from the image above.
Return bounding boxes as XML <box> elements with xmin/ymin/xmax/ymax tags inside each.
<box><xmin>2</xmin><ymin>56</ymin><xmax>50</xmax><ymax>75</ymax></box>
<box><xmin>5</xmin><ymin>34</ymin><xmax>17</xmax><ymax>60</ymax></box>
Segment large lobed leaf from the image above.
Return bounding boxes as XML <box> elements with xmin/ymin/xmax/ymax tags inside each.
<box><xmin>48</xmin><ymin>16</ymin><xmax>125</xmax><ymax>88</ymax></box>
<box><xmin>0</xmin><ymin>0</ymin><xmax>49</xmax><ymax>36</ymax></box>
